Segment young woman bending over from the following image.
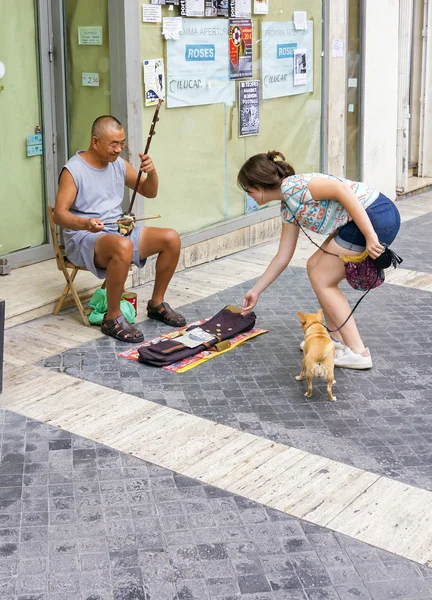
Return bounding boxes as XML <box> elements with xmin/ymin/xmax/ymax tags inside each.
<box><xmin>238</xmin><ymin>151</ymin><xmax>400</xmax><ymax>370</ymax></box>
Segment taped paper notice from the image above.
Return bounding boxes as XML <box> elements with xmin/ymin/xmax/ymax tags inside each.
<box><xmin>180</xmin><ymin>0</ymin><xmax>205</xmax><ymax>16</ymax></box>
<box><xmin>163</xmin><ymin>16</ymin><xmax>182</xmax><ymax>39</ymax></box>
<box><xmin>143</xmin><ymin>4</ymin><xmax>162</xmax><ymax>22</ymax></box>
<box><xmin>294</xmin><ymin>11</ymin><xmax>307</xmax><ymax>30</ymax></box>
<box><xmin>293</xmin><ymin>48</ymin><xmax>307</xmax><ymax>86</ymax></box>
<box><xmin>143</xmin><ymin>58</ymin><xmax>165</xmax><ymax>106</ymax></box>
<box><xmin>332</xmin><ymin>39</ymin><xmax>344</xmax><ymax>58</ymax></box>
<box><xmin>254</xmin><ymin>0</ymin><xmax>268</xmax><ymax>14</ymax></box>
<box><xmin>229</xmin><ymin>0</ymin><xmax>251</xmax><ymax>17</ymax></box>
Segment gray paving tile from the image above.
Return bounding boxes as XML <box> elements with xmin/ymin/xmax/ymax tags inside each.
<box><xmin>3</xmin><ymin>409</ymin><xmax>432</xmax><ymax>600</ymax></box>
<box><xmin>43</xmin><ymin>260</ymin><xmax>432</xmax><ymax>491</ymax></box>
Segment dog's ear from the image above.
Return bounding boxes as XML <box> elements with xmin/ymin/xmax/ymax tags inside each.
<box><xmin>316</xmin><ymin>309</ymin><xmax>324</xmax><ymax>321</ymax></box>
<box><xmin>297</xmin><ymin>312</ymin><xmax>306</xmax><ymax>324</ymax></box>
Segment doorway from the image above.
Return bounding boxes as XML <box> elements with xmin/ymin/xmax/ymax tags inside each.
<box><xmin>0</xmin><ymin>0</ymin><xmax>56</xmax><ymax>267</ymax></box>
<box><xmin>397</xmin><ymin>0</ymin><xmax>432</xmax><ymax>194</ymax></box>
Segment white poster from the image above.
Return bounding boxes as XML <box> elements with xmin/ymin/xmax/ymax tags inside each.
<box><xmin>230</xmin><ymin>0</ymin><xmax>251</xmax><ymax>17</ymax></box>
<box><xmin>143</xmin><ymin>59</ymin><xmax>166</xmax><ymax>106</ymax></box>
<box><xmin>293</xmin><ymin>10</ymin><xmax>307</xmax><ymax>30</ymax></box>
<box><xmin>180</xmin><ymin>0</ymin><xmax>205</xmax><ymax>16</ymax></box>
<box><xmin>163</xmin><ymin>17</ymin><xmax>183</xmax><ymax>39</ymax></box>
<box><xmin>262</xmin><ymin>21</ymin><xmax>314</xmax><ymax>99</ymax></box>
<box><xmin>143</xmin><ymin>4</ymin><xmax>162</xmax><ymax>22</ymax></box>
<box><xmin>254</xmin><ymin>0</ymin><xmax>268</xmax><ymax>14</ymax></box>
<box><xmin>332</xmin><ymin>39</ymin><xmax>344</xmax><ymax>58</ymax></box>
<box><xmin>167</xmin><ymin>19</ymin><xmax>235</xmax><ymax>108</ymax></box>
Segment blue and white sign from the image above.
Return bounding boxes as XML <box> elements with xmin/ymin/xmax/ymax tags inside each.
<box><xmin>26</xmin><ymin>133</ymin><xmax>43</xmax><ymax>157</ymax></box>
<box><xmin>262</xmin><ymin>21</ymin><xmax>314</xmax><ymax>100</ymax></box>
<box><xmin>167</xmin><ymin>19</ymin><xmax>235</xmax><ymax>108</ymax></box>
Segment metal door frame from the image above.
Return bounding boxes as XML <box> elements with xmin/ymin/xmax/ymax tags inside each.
<box><xmin>419</xmin><ymin>0</ymin><xmax>431</xmax><ymax>176</ymax></box>
<box><xmin>5</xmin><ymin>0</ymin><xmax>57</xmax><ymax>268</ymax></box>
<box><xmin>396</xmin><ymin>0</ymin><xmax>414</xmax><ymax>193</ymax></box>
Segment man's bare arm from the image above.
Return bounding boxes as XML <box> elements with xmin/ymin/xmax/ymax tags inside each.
<box><xmin>124</xmin><ymin>154</ymin><xmax>159</xmax><ymax>199</ymax></box>
<box><xmin>53</xmin><ymin>169</ymin><xmax>104</xmax><ymax>233</ymax></box>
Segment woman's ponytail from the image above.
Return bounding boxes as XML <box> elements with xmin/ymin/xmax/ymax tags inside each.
<box><xmin>237</xmin><ymin>151</ymin><xmax>295</xmax><ymax>192</ymax></box>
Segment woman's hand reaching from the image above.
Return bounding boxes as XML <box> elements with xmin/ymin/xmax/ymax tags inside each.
<box><xmin>241</xmin><ymin>289</ymin><xmax>260</xmax><ymax>316</ymax></box>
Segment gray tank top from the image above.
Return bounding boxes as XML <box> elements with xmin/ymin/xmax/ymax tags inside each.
<box><xmin>62</xmin><ymin>151</ymin><xmax>126</xmax><ymax>242</ymax></box>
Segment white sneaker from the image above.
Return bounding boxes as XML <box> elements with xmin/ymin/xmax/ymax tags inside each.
<box><xmin>299</xmin><ymin>338</ymin><xmax>345</xmax><ymax>352</ymax></box>
<box><xmin>334</xmin><ymin>347</ymin><xmax>373</xmax><ymax>370</ymax></box>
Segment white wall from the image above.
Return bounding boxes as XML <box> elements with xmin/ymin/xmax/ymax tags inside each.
<box><xmin>362</xmin><ymin>0</ymin><xmax>399</xmax><ymax>198</ymax></box>
<box><xmin>327</xmin><ymin>0</ymin><xmax>348</xmax><ymax>176</ymax></box>
<box><xmin>419</xmin><ymin>0</ymin><xmax>432</xmax><ymax>177</ymax></box>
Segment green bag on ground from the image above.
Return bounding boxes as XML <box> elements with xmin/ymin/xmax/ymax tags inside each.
<box><xmin>88</xmin><ymin>288</ymin><xmax>136</xmax><ymax>326</ymax></box>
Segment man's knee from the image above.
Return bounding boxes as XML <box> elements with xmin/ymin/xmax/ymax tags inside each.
<box><xmin>162</xmin><ymin>228</ymin><xmax>181</xmax><ymax>251</ymax></box>
<box><xmin>113</xmin><ymin>236</ymin><xmax>134</xmax><ymax>262</ymax></box>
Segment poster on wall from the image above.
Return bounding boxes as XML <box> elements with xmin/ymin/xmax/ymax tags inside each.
<box><xmin>239</xmin><ymin>80</ymin><xmax>260</xmax><ymax>136</ymax></box>
<box><xmin>180</xmin><ymin>0</ymin><xmax>205</xmax><ymax>16</ymax></box>
<box><xmin>261</xmin><ymin>20</ymin><xmax>314</xmax><ymax>99</ymax></box>
<box><xmin>229</xmin><ymin>19</ymin><xmax>252</xmax><ymax>79</ymax></box>
<box><xmin>293</xmin><ymin>48</ymin><xmax>307</xmax><ymax>86</ymax></box>
<box><xmin>78</xmin><ymin>26</ymin><xmax>103</xmax><ymax>45</ymax></box>
<box><xmin>253</xmin><ymin>0</ymin><xmax>268</xmax><ymax>14</ymax></box>
<box><xmin>229</xmin><ymin>0</ymin><xmax>251</xmax><ymax>17</ymax></box>
<box><xmin>143</xmin><ymin>4</ymin><xmax>162</xmax><ymax>22</ymax></box>
<box><xmin>166</xmin><ymin>18</ymin><xmax>235</xmax><ymax>108</ymax></box>
<box><xmin>143</xmin><ymin>59</ymin><xmax>166</xmax><ymax>106</ymax></box>
<box><xmin>205</xmin><ymin>0</ymin><xmax>229</xmax><ymax>16</ymax></box>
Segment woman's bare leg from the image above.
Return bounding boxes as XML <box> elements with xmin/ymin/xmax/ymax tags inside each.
<box><xmin>306</xmin><ymin>238</ymin><xmax>366</xmax><ymax>353</ymax></box>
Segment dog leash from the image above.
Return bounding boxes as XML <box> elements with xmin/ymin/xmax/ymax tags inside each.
<box><xmin>284</xmin><ymin>201</ymin><xmax>380</xmax><ymax>333</ymax></box>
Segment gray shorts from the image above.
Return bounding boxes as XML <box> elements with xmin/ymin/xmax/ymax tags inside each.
<box><xmin>64</xmin><ymin>225</ymin><xmax>147</xmax><ymax>279</ymax></box>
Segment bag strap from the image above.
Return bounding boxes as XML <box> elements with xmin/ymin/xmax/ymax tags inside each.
<box><xmin>284</xmin><ymin>200</ymin><xmax>341</xmax><ymax>258</ymax></box>
<box><xmin>283</xmin><ymin>192</ymin><xmax>380</xmax><ymax>334</ymax></box>
<box><xmin>324</xmin><ymin>272</ymin><xmax>380</xmax><ymax>333</ymax></box>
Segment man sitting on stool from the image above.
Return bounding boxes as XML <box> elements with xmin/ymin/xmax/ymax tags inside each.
<box><xmin>54</xmin><ymin>115</ymin><xmax>186</xmax><ymax>342</ymax></box>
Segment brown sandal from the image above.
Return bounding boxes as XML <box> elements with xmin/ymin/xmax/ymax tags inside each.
<box><xmin>147</xmin><ymin>301</ymin><xmax>186</xmax><ymax>327</ymax></box>
<box><xmin>101</xmin><ymin>314</ymin><xmax>144</xmax><ymax>343</ymax></box>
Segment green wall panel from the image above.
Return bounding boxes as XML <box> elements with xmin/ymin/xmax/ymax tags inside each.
<box><xmin>139</xmin><ymin>0</ymin><xmax>322</xmax><ymax>235</ymax></box>
<box><xmin>0</xmin><ymin>0</ymin><xmax>45</xmax><ymax>255</ymax></box>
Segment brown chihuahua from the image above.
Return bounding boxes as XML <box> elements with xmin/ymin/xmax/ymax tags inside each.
<box><xmin>296</xmin><ymin>309</ymin><xmax>336</xmax><ymax>402</ymax></box>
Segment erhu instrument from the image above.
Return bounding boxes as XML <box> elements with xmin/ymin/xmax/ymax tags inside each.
<box><xmin>115</xmin><ymin>98</ymin><xmax>164</xmax><ymax>235</ymax></box>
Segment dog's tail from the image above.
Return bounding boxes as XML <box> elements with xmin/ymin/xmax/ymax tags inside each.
<box><xmin>312</xmin><ymin>342</ymin><xmax>334</xmax><ymax>379</ymax></box>
<box><xmin>318</xmin><ymin>341</ymin><xmax>334</xmax><ymax>363</ymax></box>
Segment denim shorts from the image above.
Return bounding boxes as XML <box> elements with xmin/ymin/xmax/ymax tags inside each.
<box><xmin>334</xmin><ymin>193</ymin><xmax>401</xmax><ymax>252</ymax></box>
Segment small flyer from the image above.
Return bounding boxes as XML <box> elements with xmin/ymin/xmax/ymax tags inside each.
<box><xmin>175</xmin><ymin>327</ymin><xmax>215</xmax><ymax>348</ymax></box>
<box><xmin>239</xmin><ymin>79</ymin><xmax>260</xmax><ymax>137</ymax></box>
<box><xmin>253</xmin><ymin>0</ymin><xmax>268</xmax><ymax>15</ymax></box>
<box><xmin>205</xmin><ymin>0</ymin><xmax>229</xmax><ymax>16</ymax></box>
<box><xmin>162</xmin><ymin>16</ymin><xmax>183</xmax><ymax>39</ymax></box>
<box><xmin>229</xmin><ymin>18</ymin><xmax>253</xmax><ymax>79</ymax></box>
<box><xmin>229</xmin><ymin>0</ymin><xmax>251</xmax><ymax>17</ymax></box>
<box><xmin>143</xmin><ymin>4</ymin><xmax>162</xmax><ymax>22</ymax></box>
<box><xmin>293</xmin><ymin>48</ymin><xmax>307</xmax><ymax>86</ymax></box>
<box><xmin>180</xmin><ymin>0</ymin><xmax>205</xmax><ymax>16</ymax></box>
<box><xmin>293</xmin><ymin>10</ymin><xmax>307</xmax><ymax>30</ymax></box>
<box><xmin>143</xmin><ymin>58</ymin><xmax>165</xmax><ymax>106</ymax></box>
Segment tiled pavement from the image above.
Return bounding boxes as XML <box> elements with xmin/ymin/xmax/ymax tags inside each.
<box><xmin>392</xmin><ymin>212</ymin><xmax>432</xmax><ymax>274</ymax></box>
<box><xmin>2</xmin><ymin>408</ymin><xmax>432</xmax><ymax>600</ymax></box>
<box><xmin>44</xmin><ymin>263</ymin><xmax>432</xmax><ymax>492</ymax></box>
<box><xmin>3</xmin><ymin>208</ymin><xmax>432</xmax><ymax>599</ymax></box>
